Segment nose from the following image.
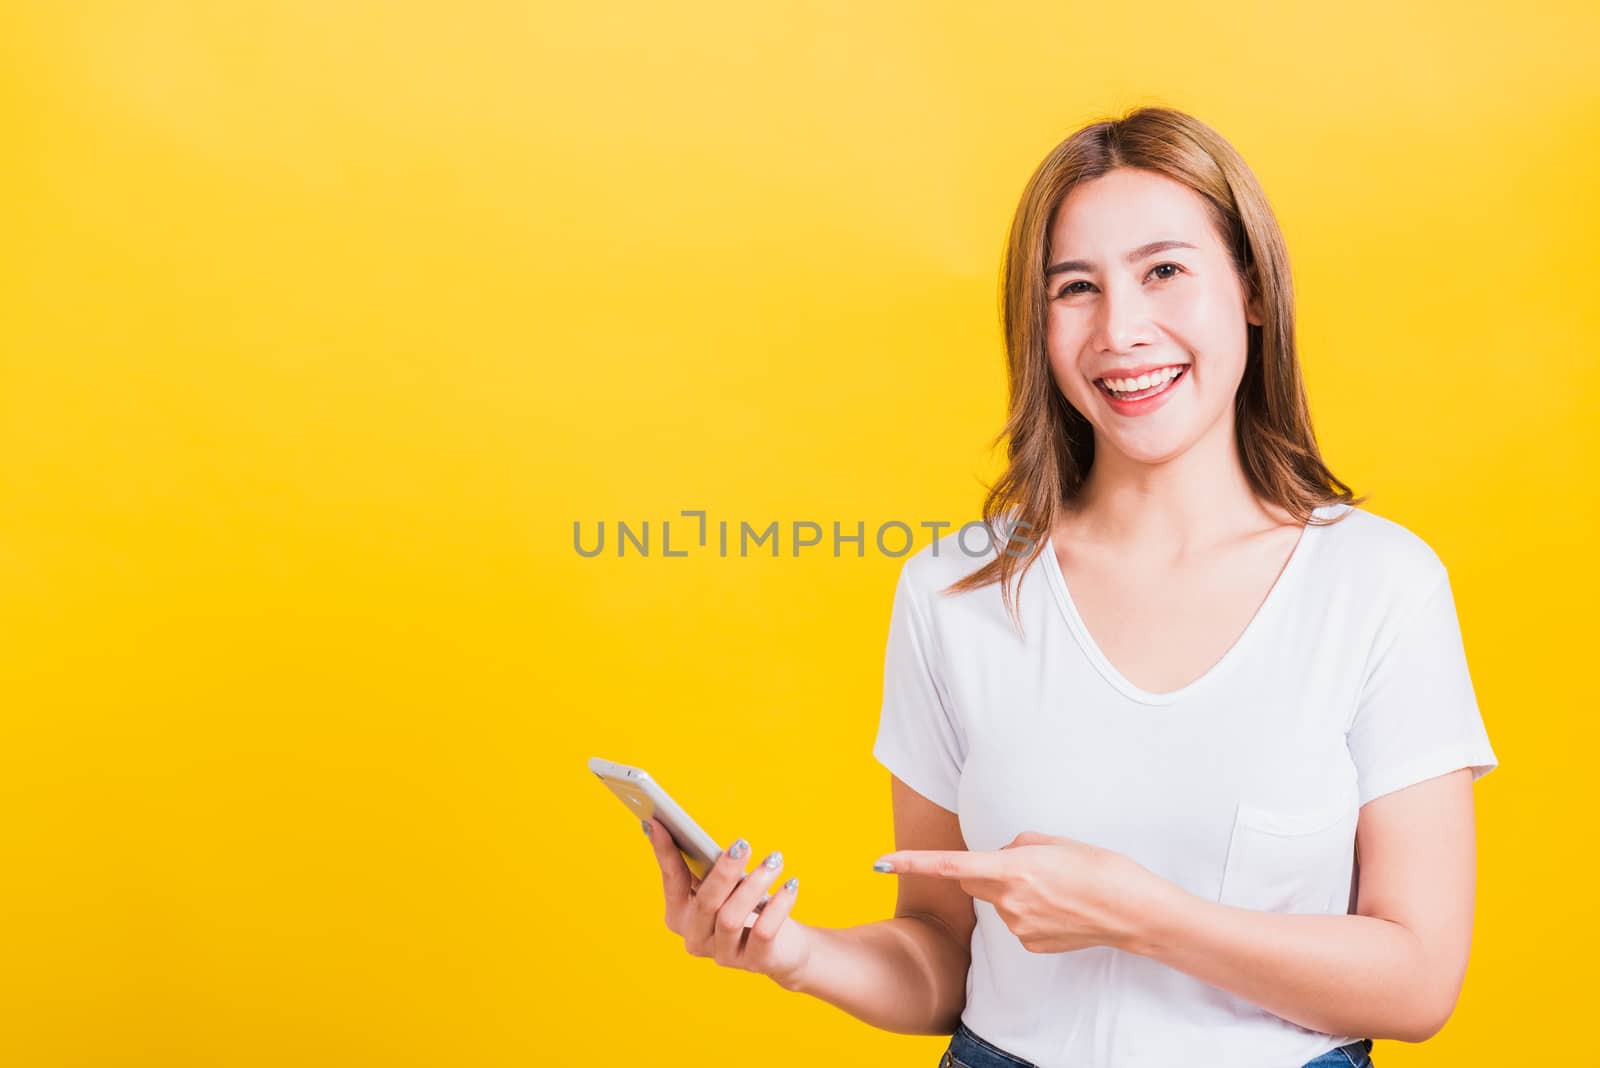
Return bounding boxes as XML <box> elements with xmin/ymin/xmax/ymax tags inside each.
<box><xmin>1091</xmin><ymin>280</ymin><xmax>1157</xmax><ymax>355</ymax></box>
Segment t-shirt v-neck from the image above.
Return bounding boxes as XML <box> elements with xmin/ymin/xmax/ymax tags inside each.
<box><xmin>1039</xmin><ymin>517</ymin><xmax>1320</xmax><ymax>707</ymax></box>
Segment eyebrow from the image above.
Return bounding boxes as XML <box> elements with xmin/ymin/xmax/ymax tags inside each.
<box><xmin>1043</xmin><ymin>239</ymin><xmax>1201</xmax><ymax>277</ymax></box>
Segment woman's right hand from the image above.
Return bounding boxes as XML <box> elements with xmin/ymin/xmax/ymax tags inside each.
<box><xmin>643</xmin><ymin>817</ymin><xmax>813</xmax><ymax>990</ymax></box>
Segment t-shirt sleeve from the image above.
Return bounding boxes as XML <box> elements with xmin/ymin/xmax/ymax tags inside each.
<box><xmin>1346</xmin><ymin>566</ymin><xmax>1499</xmax><ymax>807</ymax></box>
<box><xmin>871</xmin><ymin>560</ymin><xmax>966</xmax><ymax>813</ymax></box>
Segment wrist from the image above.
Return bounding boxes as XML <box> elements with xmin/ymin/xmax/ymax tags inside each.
<box><xmin>769</xmin><ymin>921</ymin><xmax>819</xmax><ymax>993</ymax></box>
<box><xmin>1115</xmin><ymin>867</ymin><xmax>1194</xmax><ymax>959</ymax></box>
<box><xmin>769</xmin><ymin>952</ymin><xmax>806</xmax><ymax>992</ymax></box>
<box><xmin>771</xmin><ymin>963</ymin><xmax>807</xmax><ymax>993</ymax></box>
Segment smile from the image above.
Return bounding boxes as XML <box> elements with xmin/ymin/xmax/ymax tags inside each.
<box><xmin>1095</xmin><ymin>365</ymin><xmax>1188</xmax><ymax>402</ymax></box>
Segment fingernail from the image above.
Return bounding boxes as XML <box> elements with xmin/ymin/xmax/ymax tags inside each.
<box><xmin>641</xmin><ymin>820</ymin><xmax>652</xmax><ymax>836</ymax></box>
<box><xmin>872</xmin><ymin>860</ymin><xmax>893</xmax><ymax>873</ymax></box>
<box><xmin>729</xmin><ymin>838</ymin><xmax>750</xmax><ymax>861</ymax></box>
<box><xmin>783</xmin><ymin>876</ymin><xmax>799</xmax><ymax>892</ymax></box>
<box><xmin>763</xmin><ymin>850</ymin><xmax>783</xmax><ymax>870</ymax></box>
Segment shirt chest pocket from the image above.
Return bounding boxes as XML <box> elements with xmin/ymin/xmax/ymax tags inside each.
<box><xmin>1217</xmin><ymin>787</ymin><xmax>1359</xmax><ymax>916</ymax></box>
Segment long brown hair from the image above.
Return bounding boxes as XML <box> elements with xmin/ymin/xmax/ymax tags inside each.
<box><xmin>946</xmin><ymin>105</ymin><xmax>1365</xmax><ymax>630</ymax></box>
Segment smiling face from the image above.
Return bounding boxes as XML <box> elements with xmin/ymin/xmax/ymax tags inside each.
<box><xmin>1043</xmin><ymin>167</ymin><xmax>1261</xmax><ymax>468</ymax></box>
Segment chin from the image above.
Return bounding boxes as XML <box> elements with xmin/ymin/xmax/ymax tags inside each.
<box><xmin>1128</xmin><ymin>448</ymin><xmax>1190</xmax><ymax>468</ymax></box>
<box><xmin>1099</xmin><ymin>433</ymin><xmax>1195</xmax><ymax>467</ymax></box>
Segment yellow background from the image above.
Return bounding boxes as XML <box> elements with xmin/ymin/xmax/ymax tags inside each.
<box><xmin>1</xmin><ymin>1</ymin><xmax>1593</xmax><ymax>1064</ymax></box>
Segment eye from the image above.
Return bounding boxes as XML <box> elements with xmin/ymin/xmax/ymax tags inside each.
<box><xmin>1051</xmin><ymin>262</ymin><xmax>1186</xmax><ymax>299</ymax></box>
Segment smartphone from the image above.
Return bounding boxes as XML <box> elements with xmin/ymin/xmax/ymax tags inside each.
<box><xmin>588</xmin><ymin>756</ymin><xmax>724</xmax><ymax>880</ymax></box>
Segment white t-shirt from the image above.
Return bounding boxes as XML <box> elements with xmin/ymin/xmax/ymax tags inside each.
<box><xmin>872</xmin><ymin>502</ymin><xmax>1498</xmax><ymax>1068</ymax></box>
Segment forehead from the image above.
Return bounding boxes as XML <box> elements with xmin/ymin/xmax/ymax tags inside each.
<box><xmin>1048</xmin><ymin>168</ymin><xmax>1219</xmax><ymax>254</ymax></box>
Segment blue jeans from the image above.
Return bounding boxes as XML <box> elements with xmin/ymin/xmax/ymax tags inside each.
<box><xmin>937</xmin><ymin>1020</ymin><xmax>1376</xmax><ymax>1067</ymax></box>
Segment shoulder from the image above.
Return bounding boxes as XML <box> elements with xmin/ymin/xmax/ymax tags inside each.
<box><xmin>1310</xmin><ymin>502</ymin><xmax>1450</xmax><ymax>603</ymax></box>
<box><xmin>897</xmin><ymin>522</ymin><xmax>1002</xmax><ymax>592</ymax></box>
<box><xmin>894</xmin><ymin>515</ymin><xmax>1012</xmax><ymax>601</ymax></box>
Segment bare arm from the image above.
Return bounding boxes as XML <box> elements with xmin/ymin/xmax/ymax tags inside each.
<box><xmin>778</xmin><ymin>915</ymin><xmax>968</xmax><ymax>1034</ymax></box>
<box><xmin>778</xmin><ymin>774</ymin><xmax>976</xmax><ymax>1035</ymax></box>
<box><xmin>1130</xmin><ymin>768</ymin><xmax>1479</xmax><ymax>1042</ymax></box>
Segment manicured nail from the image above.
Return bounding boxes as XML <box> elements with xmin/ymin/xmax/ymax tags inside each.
<box><xmin>763</xmin><ymin>851</ymin><xmax>783</xmax><ymax>870</ymax></box>
<box><xmin>783</xmin><ymin>876</ymin><xmax>799</xmax><ymax>892</ymax></box>
<box><xmin>729</xmin><ymin>838</ymin><xmax>750</xmax><ymax>860</ymax></box>
<box><xmin>641</xmin><ymin>820</ymin><xmax>652</xmax><ymax>836</ymax></box>
<box><xmin>872</xmin><ymin>860</ymin><xmax>893</xmax><ymax>873</ymax></box>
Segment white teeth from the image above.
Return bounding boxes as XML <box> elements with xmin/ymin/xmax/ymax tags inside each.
<box><xmin>1100</xmin><ymin>366</ymin><xmax>1184</xmax><ymax>395</ymax></box>
<box><xmin>1100</xmin><ymin>367</ymin><xmax>1190</xmax><ymax>399</ymax></box>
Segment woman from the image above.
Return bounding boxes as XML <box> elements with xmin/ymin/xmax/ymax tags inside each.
<box><xmin>642</xmin><ymin>106</ymin><xmax>1498</xmax><ymax>1068</ymax></box>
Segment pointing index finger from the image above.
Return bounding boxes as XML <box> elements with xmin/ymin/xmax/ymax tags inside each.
<box><xmin>872</xmin><ymin>849</ymin><xmax>1004</xmax><ymax>882</ymax></box>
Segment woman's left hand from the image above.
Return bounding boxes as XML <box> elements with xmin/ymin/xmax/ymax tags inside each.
<box><xmin>873</xmin><ymin>832</ymin><xmax>1174</xmax><ymax>955</ymax></box>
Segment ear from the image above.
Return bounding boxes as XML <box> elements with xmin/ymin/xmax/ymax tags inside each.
<box><xmin>1242</xmin><ymin>269</ymin><xmax>1264</xmax><ymax>327</ymax></box>
<box><xmin>1245</xmin><ymin>292</ymin><xmax>1264</xmax><ymax>327</ymax></box>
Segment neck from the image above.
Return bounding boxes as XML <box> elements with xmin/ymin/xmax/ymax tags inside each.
<box><xmin>1068</xmin><ymin>411</ymin><xmax>1285</xmax><ymax>554</ymax></box>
